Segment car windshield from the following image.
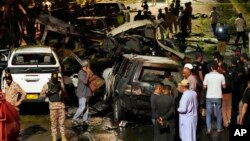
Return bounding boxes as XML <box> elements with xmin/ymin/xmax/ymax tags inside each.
<box><xmin>12</xmin><ymin>53</ymin><xmax>56</xmax><ymax>65</ymax></box>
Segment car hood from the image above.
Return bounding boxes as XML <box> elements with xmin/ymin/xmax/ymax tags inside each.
<box><xmin>107</xmin><ymin>20</ymin><xmax>154</xmax><ymax>36</ymax></box>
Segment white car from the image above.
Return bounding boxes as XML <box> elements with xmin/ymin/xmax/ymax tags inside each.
<box><xmin>1</xmin><ymin>46</ymin><xmax>62</xmax><ymax>102</ymax></box>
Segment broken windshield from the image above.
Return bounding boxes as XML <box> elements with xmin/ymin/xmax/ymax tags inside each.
<box><xmin>139</xmin><ymin>67</ymin><xmax>179</xmax><ymax>83</ymax></box>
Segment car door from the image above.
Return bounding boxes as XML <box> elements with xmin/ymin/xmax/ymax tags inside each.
<box><xmin>115</xmin><ymin>60</ymin><xmax>138</xmax><ymax>96</ymax></box>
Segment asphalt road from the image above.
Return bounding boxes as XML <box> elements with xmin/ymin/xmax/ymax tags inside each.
<box><xmin>18</xmin><ymin>102</ymin><xmax>230</xmax><ymax>141</ymax></box>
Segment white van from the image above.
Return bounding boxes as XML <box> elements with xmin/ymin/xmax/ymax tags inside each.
<box><xmin>1</xmin><ymin>46</ymin><xmax>62</xmax><ymax>102</ymax></box>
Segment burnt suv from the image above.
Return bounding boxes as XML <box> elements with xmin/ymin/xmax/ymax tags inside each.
<box><xmin>106</xmin><ymin>54</ymin><xmax>182</xmax><ymax>121</ymax></box>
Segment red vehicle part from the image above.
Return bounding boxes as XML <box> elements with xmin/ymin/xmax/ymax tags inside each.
<box><xmin>0</xmin><ymin>93</ymin><xmax>7</xmax><ymax>141</ymax></box>
<box><xmin>0</xmin><ymin>92</ymin><xmax>20</xmax><ymax>141</ymax></box>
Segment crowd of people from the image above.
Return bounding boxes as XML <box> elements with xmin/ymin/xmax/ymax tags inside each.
<box><xmin>2</xmin><ymin>1</ymin><xmax>250</xmax><ymax>141</ymax></box>
<box><xmin>133</xmin><ymin>0</ymin><xmax>193</xmax><ymax>41</ymax></box>
<box><xmin>208</xmin><ymin>6</ymin><xmax>247</xmax><ymax>55</ymax></box>
<box><xmin>150</xmin><ymin>48</ymin><xmax>250</xmax><ymax>140</ymax></box>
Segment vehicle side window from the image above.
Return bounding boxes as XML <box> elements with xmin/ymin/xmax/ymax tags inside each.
<box><xmin>112</xmin><ymin>56</ymin><xmax>124</xmax><ymax>74</ymax></box>
<box><xmin>139</xmin><ymin>67</ymin><xmax>165</xmax><ymax>82</ymax></box>
<box><xmin>116</xmin><ymin>58</ymin><xmax>128</xmax><ymax>75</ymax></box>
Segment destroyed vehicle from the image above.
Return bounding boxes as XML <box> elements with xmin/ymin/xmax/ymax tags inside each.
<box><xmin>107</xmin><ymin>54</ymin><xmax>182</xmax><ymax>121</ymax></box>
<box><xmin>78</xmin><ymin>1</ymin><xmax>126</xmax><ymax>27</ymax></box>
<box><xmin>1</xmin><ymin>46</ymin><xmax>63</xmax><ymax>102</ymax></box>
<box><xmin>106</xmin><ymin>19</ymin><xmax>185</xmax><ymax>58</ymax></box>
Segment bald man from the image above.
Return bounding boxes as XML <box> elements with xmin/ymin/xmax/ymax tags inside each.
<box><xmin>182</xmin><ymin>67</ymin><xmax>197</xmax><ymax>91</ymax></box>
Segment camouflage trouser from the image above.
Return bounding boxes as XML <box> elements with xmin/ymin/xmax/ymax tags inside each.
<box><xmin>50</xmin><ymin>108</ymin><xmax>65</xmax><ymax>136</ymax></box>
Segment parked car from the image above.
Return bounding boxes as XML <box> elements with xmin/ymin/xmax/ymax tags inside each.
<box><xmin>0</xmin><ymin>49</ymin><xmax>9</xmax><ymax>87</ymax></box>
<box><xmin>1</xmin><ymin>46</ymin><xmax>63</xmax><ymax>102</ymax></box>
<box><xmin>105</xmin><ymin>54</ymin><xmax>182</xmax><ymax>121</ymax></box>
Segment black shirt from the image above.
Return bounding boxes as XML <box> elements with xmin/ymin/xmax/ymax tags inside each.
<box><xmin>242</xmin><ymin>88</ymin><xmax>250</xmax><ymax>125</ymax></box>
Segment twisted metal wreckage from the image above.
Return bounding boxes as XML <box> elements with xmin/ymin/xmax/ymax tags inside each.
<box><xmin>0</xmin><ymin>0</ymin><xmax>187</xmax><ymax>59</ymax></box>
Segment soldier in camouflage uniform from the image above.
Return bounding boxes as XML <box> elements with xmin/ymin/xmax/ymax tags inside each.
<box><xmin>3</xmin><ymin>72</ymin><xmax>26</xmax><ymax>110</ymax></box>
<box><xmin>40</xmin><ymin>72</ymin><xmax>67</xmax><ymax>141</ymax></box>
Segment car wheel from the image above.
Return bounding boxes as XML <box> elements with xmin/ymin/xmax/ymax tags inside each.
<box><xmin>113</xmin><ymin>98</ymin><xmax>125</xmax><ymax>122</ymax></box>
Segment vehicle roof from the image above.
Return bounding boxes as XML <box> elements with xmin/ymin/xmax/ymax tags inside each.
<box><xmin>12</xmin><ymin>46</ymin><xmax>53</xmax><ymax>54</ymax></box>
<box><xmin>123</xmin><ymin>54</ymin><xmax>180</xmax><ymax>67</ymax></box>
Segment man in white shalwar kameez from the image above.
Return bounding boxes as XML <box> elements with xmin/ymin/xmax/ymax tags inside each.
<box><xmin>177</xmin><ymin>79</ymin><xmax>198</xmax><ymax>141</ymax></box>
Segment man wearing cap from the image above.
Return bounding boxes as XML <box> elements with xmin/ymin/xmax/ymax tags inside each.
<box><xmin>72</xmin><ymin>59</ymin><xmax>93</xmax><ymax>126</ymax></box>
<box><xmin>183</xmin><ymin>64</ymin><xmax>197</xmax><ymax>91</ymax></box>
<box><xmin>177</xmin><ymin>79</ymin><xmax>198</xmax><ymax>141</ymax></box>
<box><xmin>3</xmin><ymin>72</ymin><xmax>26</xmax><ymax>109</ymax></box>
<box><xmin>40</xmin><ymin>72</ymin><xmax>67</xmax><ymax>141</ymax></box>
<box><xmin>203</xmin><ymin>62</ymin><xmax>226</xmax><ymax>134</ymax></box>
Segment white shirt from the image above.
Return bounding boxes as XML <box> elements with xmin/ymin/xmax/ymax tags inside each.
<box><xmin>209</xmin><ymin>10</ymin><xmax>220</xmax><ymax>24</ymax></box>
<box><xmin>203</xmin><ymin>71</ymin><xmax>225</xmax><ymax>99</ymax></box>
<box><xmin>235</xmin><ymin>17</ymin><xmax>246</xmax><ymax>32</ymax></box>
<box><xmin>42</xmin><ymin>1</ymin><xmax>52</xmax><ymax>11</ymax></box>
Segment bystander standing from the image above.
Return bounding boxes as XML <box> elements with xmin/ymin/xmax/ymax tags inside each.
<box><xmin>208</xmin><ymin>7</ymin><xmax>220</xmax><ymax>36</ymax></box>
<box><xmin>3</xmin><ymin>72</ymin><xmax>26</xmax><ymax>111</ymax></box>
<box><xmin>72</xmin><ymin>60</ymin><xmax>93</xmax><ymax>126</ymax></box>
<box><xmin>177</xmin><ymin>79</ymin><xmax>198</xmax><ymax>141</ymax></box>
<box><xmin>203</xmin><ymin>62</ymin><xmax>226</xmax><ymax>135</ymax></box>
<box><xmin>235</xmin><ymin>13</ymin><xmax>247</xmax><ymax>48</ymax></box>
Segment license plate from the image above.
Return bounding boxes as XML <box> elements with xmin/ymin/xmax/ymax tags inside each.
<box><xmin>26</xmin><ymin>94</ymin><xmax>39</xmax><ymax>99</ymax></box>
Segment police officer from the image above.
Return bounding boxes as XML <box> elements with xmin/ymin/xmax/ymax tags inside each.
<box><xmin>40</xmin><ymin>72</ymin><xmax>67</xmax><ymax>141</ymax></box>
<box><xmin>229</xmin><ymin>58</ymin><xmax>246</xmax><ymax>125</ymax></box>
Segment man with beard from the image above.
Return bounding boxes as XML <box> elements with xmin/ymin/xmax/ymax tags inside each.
<box><xmin>40</xmin><ymin>72</ymin><xmax>67</xmax><ymax>141</ymax></box>
<box><xmin>3</xmin><ymin>72</ymin><xmax>26</xmax><ymax>110</ymax></box>
<box><xmin>177</xmin><ymin>79</ymin><xmax>198</xmax><ymax>141</ymax></box>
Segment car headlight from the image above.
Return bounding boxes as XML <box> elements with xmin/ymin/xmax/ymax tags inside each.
<box><xmin>218</xmin><ymin>27</ymin><xmax>223</xmax><ymax>32</ymax></box>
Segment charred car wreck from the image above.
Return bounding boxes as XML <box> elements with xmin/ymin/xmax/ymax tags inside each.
<box><xmin>104</xmin><ymin>54</ymin><xmax>182</xmax><ymax>121</ymax></box>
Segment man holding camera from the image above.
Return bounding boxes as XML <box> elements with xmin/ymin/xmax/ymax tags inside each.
<box><xmin>216</xmin><ymin>22</ymin><xmax>230</xmax><ymax>56</ymax></box>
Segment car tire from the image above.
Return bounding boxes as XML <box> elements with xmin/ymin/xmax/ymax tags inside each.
<box><xmin>113</xmin><ymin>98</ymin><xmax>125</xmax><ymax>122</ymax></box>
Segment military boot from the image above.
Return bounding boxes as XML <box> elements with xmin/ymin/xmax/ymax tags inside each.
<box><xmin>61</xmin><ymin>135</ymin><xmax>67</xmax><ymax>141</ymax></box>
<box><xmin>52</xmin><ymin>135</ymin><xmax>57</xmax><ymax>141</ymax></box>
